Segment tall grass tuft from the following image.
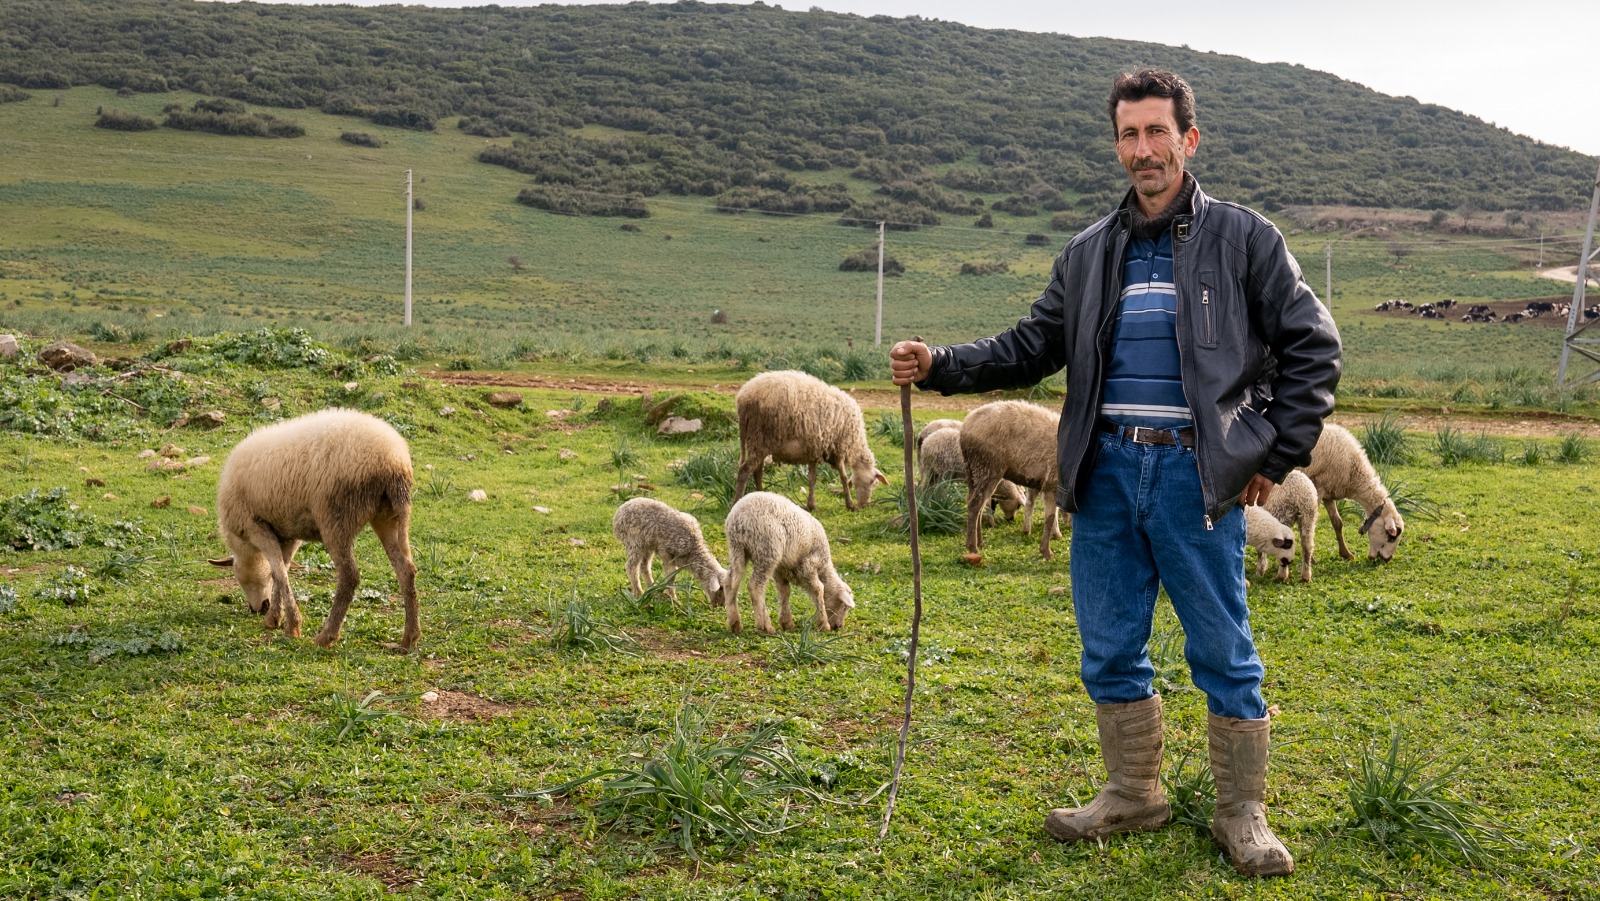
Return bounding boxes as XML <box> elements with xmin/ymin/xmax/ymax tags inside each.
<box><xmin>524</xmin><ymin>701</ymin><xmax>830</xmax><ymax>856</ymax></box>
<box><xmin>1360</xmin><ymin>412</ymin><xmax>1411</xmax><ymax>466</ymax></box>
<box><xmin>672</xmin><ymin>443</ymin><xmax>740</xmax><ymax>509</ymax></box>
<box><xmin>539</xmin><ymin>591</ymin><xmax>639</xmax><ymax>656</ymax></box>
<box><xmin>770</xmin><ymin>622</ymin><xmax>849</xmax><ymax>667</ymax></box>
<box><xmin>1432</xmin><ymin>425</ymin><xmax>1504</xmax><ymax>465</ymax></box>
<box><xmin>1343</xmin><ymin>726</ymin><xmax>1522</xmax><ymax>868</ymax></box>
<box><xmin>1163</xmin><ymin>747</ymin><xmax>1214</xmax><ymax>831</ymax></box>
<box><xmin>883</xmin><ymin>478</ymin><xmax>966</xmax><ymax>536</ymax></box>
<box><xmin>871</xmin><ymin>412</ymin><xmax>905</xmax><ymax>448</ymax></box>
<box><xmin>1554</xmin><ymin>433</ymin><xmax>1590</xmax><ymax>464</ymax></box>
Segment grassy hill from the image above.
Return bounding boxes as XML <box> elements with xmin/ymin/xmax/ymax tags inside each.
<box><xmin>2</xmin><ymin>83</ymin><xmax>1596</xmax><ymax>419</ymax></box>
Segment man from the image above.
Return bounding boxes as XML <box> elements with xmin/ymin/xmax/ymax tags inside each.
<box><xmin>889</xmin><ymin>68</ymin><xmax>1340</xmax><ymax>877</ymax></box>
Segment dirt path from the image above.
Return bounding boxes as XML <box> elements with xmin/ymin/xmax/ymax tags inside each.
<box><xmin>425</xmin><ymin>369</ymin><xmax>1600</xmax><ymax>438</ymax></box>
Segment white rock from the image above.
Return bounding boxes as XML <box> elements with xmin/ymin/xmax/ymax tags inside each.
<box><xmin>468</xmin><ymin>489</ymin><xmax>488</xmax><ymax>502</ymax></box>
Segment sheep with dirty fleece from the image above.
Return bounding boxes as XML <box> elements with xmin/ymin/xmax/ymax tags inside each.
<box><xmin>1244</xmin><ymin>505</ymin><xmax>1296</xmax><ymax>583</ymax></box>
<box><xmin>611</xmin><ymin>497</ymin><xmax>726</xmax><ymax>602</ymax></box>
<box><xmin>914</xmin><ymin>418</ymin><xmax>963</xmax><ymax>453</ymax></box>
<box><xmin>1261</xmin><ymin>469</ymin><xmax>1318</xmax><ymax>582</ymax></box>
<box><xmin>1300</xmin><ymin>423</ymin><xmax>1405</xmax><ymax>562</ymax></box>
<box><xmin>734</xmin><ymin>370</ymin><xmax>887</xmax><ymax>511</ymax></box>
<box><xmin>208</xmin><ymin>408</ymin><xmax>420</xmax><ymax>650</ymax></box>
<box><xmin>918</xmin><ymin>425</ymin><xmax>1025</xmax><ymax>523</ymax></box>
<box><xmin>721</xmin><ymin>491</ymin><xmax>854</xmax><ymax>634</ymax></box>
<box><xmin>959</xmin><ymin>400</ymin><xmax>1062</xmax><ymax>560</ymax></box>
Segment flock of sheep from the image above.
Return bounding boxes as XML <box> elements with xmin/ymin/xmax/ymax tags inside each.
<box><xmin>207</xmin><ymin>370</ymin><xmax>1407</xmax><ymax>649</ymax></box>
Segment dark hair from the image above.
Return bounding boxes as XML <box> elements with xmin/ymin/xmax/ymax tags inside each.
<box><xmin>1108</xmin><ymin>68</ymin><xmax>1196</xmax><ymax>135</ymax></box>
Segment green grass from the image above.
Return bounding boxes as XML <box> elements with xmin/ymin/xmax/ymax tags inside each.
<box><xmin>2</xmin><ymin>331</ymin><xmax>1598</xmax><ymax>897</ymax></box>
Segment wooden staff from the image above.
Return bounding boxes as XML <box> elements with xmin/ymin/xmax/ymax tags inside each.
<box><xmin>879</xmin><ymin>351</ymin><xmax>925</xmax><ymax>840</ymax></box>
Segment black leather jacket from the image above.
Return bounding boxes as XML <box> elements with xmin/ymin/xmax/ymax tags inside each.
<box><xmin>920</xmin><ymin>178</ymin><xmax>1342</xmax><ymax>525</ymax></box>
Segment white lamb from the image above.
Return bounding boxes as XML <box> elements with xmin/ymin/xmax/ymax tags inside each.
<box><xmin>959</xmin><ymin>400</ymin><xmax>1062</xmax><ymax>560</ymax></box>
<box><xmin>611</xmin><ymin>497</ymin><xmax>726</xmax><ymax>601</ymax></box>
<box><xmin>918</xmin><ymin>425</ymin><xmax>1025</xmax><ymax>523</ymax></box>
<box><xmin>208</xmin><ymin>408</ymin><xmax>420</xmax><ymax>650</ymax></box>
<box><xmin>721</xmin><ymin>491</ymin><xmax>854</xmax><ymax>634</ymax></box>
<box><xmin>1262</xmin><ymin>469</ymin><xmax>1319</xmax><ymax>582</ymax></box>
<box><xmin>1301</xmin><ymin>423</ymin><xmax>1405</xmax><ymax>562</ymax></box>
<box><xmin>734</xmin><ymin>370</ymin><xmax>887</xmax><ymax>511</ymax></box>
<box><xmin>1244</xmin><ymin>505</ymin><xmax>1296</xmax><ymax>583</ymax></box>
<box><xmin>914</xmin><ymin>418</ymin><xmax>963</xmax><ymax>453</ymax></box>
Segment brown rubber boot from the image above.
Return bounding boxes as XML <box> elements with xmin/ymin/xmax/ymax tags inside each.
<box><xmin>1208</xmin><ymin>713</ymin><xmax>1295</xmax><ymax>877</ymax></box>
<box><xmin>1044</xmin><ymin>695</ymin><xmax>1170</xmax><ymax>841</ymax></box>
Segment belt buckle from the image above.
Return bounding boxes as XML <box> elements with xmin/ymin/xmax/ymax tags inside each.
<box><xmin>1130</xmin><ymin>426</ymin><xmax>1151</xmax><ymax>444</ymax></box>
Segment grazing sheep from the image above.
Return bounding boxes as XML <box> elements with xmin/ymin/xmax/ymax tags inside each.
<box><xmin>611</xmin><ymin>497</ymin><xmax>726</xmax><ymax>602</ymax></box>
<box><xmin>734</xmin><ymin>370</ymin><xmax>887</xmax><ymax>511</ymax></box>
<box><xmin>1244</xmin><ymin>505</ymin><xmax>1296</xmax><ymax>583</ymax></box>
<box><xmin>918</xmin><ymin>425</ymin><xmax>1025</xmax><ymax>522</ymax></box>
<box><xmin>959</xmin><ymin>400</ymin><xmax>1061</xmax><ymax>560</ymax></box>
<box><xmin>208</xmin><ymin>408</ymin><xmax>419</xmax><ymax>650</ymax></box>
<box><xmin>722</xmin><ymin>491</ymin><xmax>854</xmax><ymax>634</ymax></box>
<box><xmin>914</xmin><ymin>418</ymin><xmax>963</xmax><ymax>452</ymax></box>
<box><xmin>1301</xmin><ymin>423</ymin><xmax>1405</xmax><ymax>562</ymax></box>
<box><xmin>1263</xmin><ymin>470</ymin><xmax>1318</xmax><ymax>582</ymax></box>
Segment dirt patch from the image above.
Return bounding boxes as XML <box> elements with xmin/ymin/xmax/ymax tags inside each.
<box><xmin>420</xmin><ymin>689</ymin><xmax>518</xmax><ymax>721</ymax></box>
<box><xmin>341</xmin><ymin>850</ymin><xmax>422</xmax><ymax>893</ymax></box>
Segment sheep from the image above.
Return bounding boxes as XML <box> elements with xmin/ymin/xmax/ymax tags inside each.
<box><xmin>1262</xmin><ymin>469</ymin><xmax>1319</xmax><ymax>582</ymax></box>
<box><xmin>1300</xmin><ymin>423</ymin><xmax>1405</xmax><ymax>562</ymax></box>
<box><xmin>734</xmin><ymin>370</ymin><xmax>886</xmax><ymax>511</ymax></box>
<box><xmin>611</xmin><ymin>497</ymin><xmax>727</xmax><ymax>602</ymax></box>
<box><xmin>1244</xmin><ymin>505</ymin><xmax>1296</xmax><ymax>583</ymax></box>
<box><xmin>914</xmin><ymin>418</ymin><xmax>963</xmax><ymax>453</ymax></box>
<box><xmin>959</xmin><ymin>400</ymin><xmax>1061</xmax><ymax>560</ymax></box>
<box><xmin>208</xmin><ymin>408</ymin><xmax>419</xmax><ymax>650</ymax></box>
<box><xmin>721</xmin><ymin>491</ymin><xmax>854</xmax><ymax>634</ymax></box>
<box><xmin>918</xmin><ymin>425</ymin><xmax>1025</xmax><ymax>523</ymax></box>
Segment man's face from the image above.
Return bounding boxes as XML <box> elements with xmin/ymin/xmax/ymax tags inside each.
<box><xmin>1114</xmin><ymin>97</ymin><xmax>1199</xmax><ymax>205</ymax></box>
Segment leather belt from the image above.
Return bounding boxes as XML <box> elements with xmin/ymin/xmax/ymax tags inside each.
<box><xmin>1098</xmin><ymin>419</ymin><xmax>1196</xmax><ymax>448</ymax></box>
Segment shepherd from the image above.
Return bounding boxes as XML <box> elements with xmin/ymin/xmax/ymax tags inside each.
<box><xmin>889</xmin><ymin>67</ymin><xmax>1341</xmax><ymax>877</ymax></box>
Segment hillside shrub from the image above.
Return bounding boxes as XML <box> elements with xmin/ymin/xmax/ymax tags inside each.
<box><xmin>164</xmin><ymin>99</ymin><xmax>304</xmax><ymax>138</ymax></box>
<box><xmin>339</xmin><ymin>131</ymin><xmax>382</xmax><ymax>147</ymax></box>
<box><xmin>516</xmin><ymin>185</ymin><xmax>649</xmax><ymax>218</ymax></box>
<box><xmin>94</xmin><ymin>108</ymin><xmax>158</xmax><ymax>132</ymax></box>
<box><xmin>838</xmin><ymin>248</ymin><xmax>902</xmax><ymax>276</ymax></box>
<box><xmin>959</xmin><ymin>261</ymin><xmax>1009</xmax><ymax>276</ymax></box>
<box><xmin>0</xmin><ymin>85</ymin><xmax>30</xmax><ymax>103</ymax></box>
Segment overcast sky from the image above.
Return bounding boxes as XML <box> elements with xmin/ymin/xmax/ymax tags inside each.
<box><xmin>240</xmin><ymin>0</ymin><xmax>1600</xmax><ymax>159</ymax></box>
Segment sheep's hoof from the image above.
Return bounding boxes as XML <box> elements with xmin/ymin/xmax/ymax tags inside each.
<box><xmin>729</xmin><ymin>620</ymin><xmax>743</xmax><ymax>634</ymax></box>
<box><xmin>311</xmin><ymin>633</ymin><xmax>335</xmax><ymax>648</ymax></box>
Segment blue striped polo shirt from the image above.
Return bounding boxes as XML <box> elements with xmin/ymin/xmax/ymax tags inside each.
<box><xmin>1099</xmin><ymin>230</ymin><xmax>1193</xmax><ymax>430</ymax></box>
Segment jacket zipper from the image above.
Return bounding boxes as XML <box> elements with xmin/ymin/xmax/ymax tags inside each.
<box><xmin>1171</xmin><ymin>221</ymin><xmax>1214</xmax><ymax>529</ymax></box>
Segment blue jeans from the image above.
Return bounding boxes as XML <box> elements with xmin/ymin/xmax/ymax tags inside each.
<box><xmin>1069</xmin><ymin>430</ymin><xmax>1267</xmax><ymax>720</ymax></box>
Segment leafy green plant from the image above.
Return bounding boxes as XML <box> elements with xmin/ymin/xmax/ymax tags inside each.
<box><xmin>48</xmin><ymin>624</ymin><xmax>183</xmax><ymax>663</ymax></box>
<box><xmin>884</xmin><ymin>636</ymin><xmax>951</xmax><ymax>666</ymax></box>
<box><xmin>883</xmin><ymin>478</ymin><xmax>966</xmax><ymax>536</ymax></box>
<box><xmin>1519</xmin><ymin>440</ymin><xmax>1544</xmax><ymax>465</ymax></box>
<box><xmin>1432</xmin><ymin>425</ymin><xmax>1504</xmax><ymax>465</ymax></box>
<box><xmin>1149</xmin><ymin>619</ymin><xmax>1189</xmax><ymax>693</ymax></box>
<box><xmin>327</xmin><ymin>689</ymin><xmax>413</xmax><ymax>742</ymax></box>
<box><xmin>672</xmin><ymin>444</ymin><xmax>740</xmax><ymax>509</ymax></box>
<box><xmin>1554</xmin><ymin>433</ymin><xmax>1590</xmax><ymax>464</ymax></box>
<box><xmin>769</xmin><ymin>622</ymin><xmax>848</xmax><ymax>667</ymax></box>
<box><xmin>0</xmin><ymin>582</ymin><xmax>18</xmax><ymax>615</ymax></box>
<box><xmin>421</xmin><ymin>468</ymin><xmax>456</xmax><ymax>500</ymax></box>
<box><xmin>1381</xmin><ymin>474</ymin><xmax>1444</xmax><ymax>523</ymax></box>
<box><xmin>95</xmin><ymin>550</ymin><xmax>154</xmax><ymax>583</ymax></box>
<box><xmin>1343</xmin><ymin>726</ymin><xmax>1521</xmax><ymax>868</ymax></box>
<box><xmin>1</xmin><ymin>487</ymin><xmax>89</xmax><ymax>550</ymax></box>
<box><xmin>1361</xmin><ymin>412</ymin><xmax>1412</xmax><ymax>466</ymax></box>
<box><xmin>621</xmin><ymin>568</ymin><xmax>699</xmax><ymax>619</ymax></box>
<box><xmin>208</xmin><ymin>327</ymin><xmax>331</xmax><ymax>370</ymax></box>
<box><xmin>35</xmin><ymin>566</ymin><xmax>97</xmax><ymax>606</ymax></box>
<box><xmin>539</xmin><ymin>591</ymin><xmax>639</xmax><ymax>656</ymax></box>
<box><xmin>1163</xmin><ymin>747</ymin><xmax>1214</xmax><ymax>831</ymax></box>
<box><xmin>871</xmin><ymin>411</ymin><xmax>905</xmax><ymax>448</ymax></box>
<box><xmin>523</xmin><ymin>701</ymin><xmax>831</xmax><ymax>856</ymax></box>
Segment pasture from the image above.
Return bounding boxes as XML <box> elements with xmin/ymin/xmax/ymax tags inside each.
<box><xmin>1</xmin><ymin>331</ymin><xmax>1597</xmax><ymax>899</ymax></box>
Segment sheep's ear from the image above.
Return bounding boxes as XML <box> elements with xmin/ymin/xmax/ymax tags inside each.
<box><xmin>874</xmin><ymin>470</ymin><xmax>889</xmax><ymax>486</ymax></box>
<box><xmin>1275</xmin><ymin>537</ymin><xmax>1294</xmax><ymax>550</ymax></box>
<box><xmin>207</xmin><ymin>556</ymin><xmax>234</xmax><ymax>568</ymax></box>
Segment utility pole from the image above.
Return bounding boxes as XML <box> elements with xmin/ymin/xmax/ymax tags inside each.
<box><xmin>404</xmin><ymin>169</ymin><xmax>414</xmax><ymax>327</ymax></box>
<box><xmin>1538</xmin><ymin>232</ymin><xmax>1545</xmax><ymax>269</ymax></box>
<box><xmin>875</xmin><ymin>221</ymin><xmax>886</xmax><ymax>345</ymax></box>
<box><xmin>1557</xmin><ymin>158</ymin><xmax>1600</xmax><ymax>386</ymax></box>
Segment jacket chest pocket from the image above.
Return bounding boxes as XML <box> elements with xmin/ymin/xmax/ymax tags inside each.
<box><xmin>1196</xmin><ymin>269</ymin><xmax>1219</xmax><ymax>348</ymax></box>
